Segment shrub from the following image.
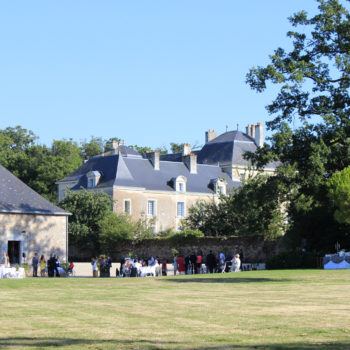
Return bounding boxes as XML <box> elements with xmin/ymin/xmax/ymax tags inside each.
<box><xmin>99</xmin><ymin>212</ymin><xmax>134</xmax><ymax>251</ymax></box>
<box><xmin>168</xmin><ymin>229</ymin><xmax>204</xmax><ymax>244</ymax></box>
<box><xmin>266</xmin><ymin>251</ymin><xmax>321</xmax><ymax>269</ymax></box>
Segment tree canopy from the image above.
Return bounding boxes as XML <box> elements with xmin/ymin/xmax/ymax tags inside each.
<box><xmin>184</xmin><ymin>175</ymin><xmax>287</xmax><ymax>240</ymax></box>
<box><xmin>59</xmin><ymin>190</ymin><xmax>154</xmax><ymax>254</ymax></box>
<box><xmin>245</xmin><ymin>0</ymin><xmax>350</xmax><ymax>251</ymax></box>
<box><xmin>328</xmin><ymin>166</ymin><xmax>350</xmax><ymax>225</ymax></box>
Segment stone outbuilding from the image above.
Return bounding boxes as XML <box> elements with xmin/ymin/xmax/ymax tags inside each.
<box><xmin>0</xmin><ymin>165</ymin><xmax>69</xmax><ymax>265</ymax></box>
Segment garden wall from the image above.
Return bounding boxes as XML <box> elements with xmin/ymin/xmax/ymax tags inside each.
<box><xmin>70</xmin><ymin>235</ymin><xmax>280</xmax><ymax>263</ymax></box>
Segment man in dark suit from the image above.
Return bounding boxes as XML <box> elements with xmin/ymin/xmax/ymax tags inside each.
<box><xmin>206</xmin><ymin>250</ymin><xmax>216</xmax><ymax>273</ymax></box>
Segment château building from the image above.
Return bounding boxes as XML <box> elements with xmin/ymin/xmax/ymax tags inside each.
<box><xmin>57</xmin><ymin>123</ymin><xmax>277</xmax><ymax>232</ymax></box>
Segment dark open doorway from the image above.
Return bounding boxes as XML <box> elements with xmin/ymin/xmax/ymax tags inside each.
<box><xmin>8</xmin><ymin>241</ymin><xmax>21</xmax><ymax>265</ymax></box>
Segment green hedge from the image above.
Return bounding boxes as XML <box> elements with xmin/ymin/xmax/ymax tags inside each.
<box><xmin>266</xmin><ymin>251</ymin><xmax>322</xmax><ymax>269</ymax></box>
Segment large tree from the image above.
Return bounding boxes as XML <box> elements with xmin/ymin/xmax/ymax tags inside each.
<box><xmin>246</xmin><ymin>0</ymin><xmax>350</xmax><ymax>251</ymax></box>
<box><xmin>59</xmin><ymin>190</ymin><xmax>114</xmax><ymax>253</ymax></box>
<box><xmin>81</xmin><ymin>137</ymin><xmax>104</xmax><ymax>159</ymax></box>
<box><xmin>184</xmin><ymin>175</ymin><xmax>287</xmax><ymax>239</ymax></box>
<box><xmin>328</xmin><ymin>166</ymin><xmax>350</xmax><ymax>225</ymax></box>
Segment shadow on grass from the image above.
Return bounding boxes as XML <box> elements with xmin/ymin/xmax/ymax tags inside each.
<box><xmin>201</xmin><ymin>343</ymin><xmax>350</xmax><ymax>350</ymax></box>
<box><xmin>0</xmin><ymin>338</ymin><xmax>348</xmax><ymax>350</ymax></box>
<box><xmin>163</xmin><ymin>277</ymin><xmax>292</xmax><ymax>284</ymax></box>
<box><xmin>0</xmin><ymin>337</ymin><xmax>172</xmax><ymax>348</ymax></box>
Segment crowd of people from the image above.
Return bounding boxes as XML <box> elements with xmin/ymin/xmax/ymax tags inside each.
<box><xmin>90</xmin><ymin>251</ymin><xmax>242</xmax><ymax>278</ymax></box>
<box><xmin>31</xmin><ymin>253</ymin><xmax>74</xmax><ymax>277</ymax></box>
<box><xmin>173</xmin><ymin>251</ymin><xmax>241</xmax><ymax>275</ymax></box>
<box><xmin>3</xmin><ymin>250</ymin><xmax>242</xmax><ymax>278</ymax></box>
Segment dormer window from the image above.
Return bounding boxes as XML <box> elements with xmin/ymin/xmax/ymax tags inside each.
<box><xmin>217</xmin><ymin>183</ymin><xmax>226</xmax><ymax>195</ymax></box>
<box><xmin>210</xmin><ymin>178</ymin><xmax>227</xmax><ymax>196</ymax></box>
<box><xmin>86</xmin><ymin>171</ymin><xmax>101</xmax><ymax>189</ymax></box>
<box><xmin>175</xmin><ymin>175</ymin><xmax>187</xmax><ymax>193</ymax></box>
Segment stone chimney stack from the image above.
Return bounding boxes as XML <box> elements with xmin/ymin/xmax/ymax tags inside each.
<box><xmin>250</xmin><ymin>124</ymin><xmax>256</xmax><ymax>138</ymax></box>
<box><xmin>111</xmin><ymin>140</ymin><xmax>124</xmax><ymax>154</ymax></box>
<box><xmin>147</xmin><ymin>150</ymin><xmax>160</xmax><ymax>170</ymax></box>
<box><xmin>182</xmin><ymin>143</ymin><xmax>192</xmax><ymax>156</ymax></box>
<box><xmin>184</xmin><ymin>153</ymin><xmax>197</xmax><ymax>174</ymax></box>
<box><xmin>245</xmin><ymin>122</ymin><xmax>265</xmax><ymax>147</ymax></box>
<box><xmin>205</xmin><ymin>129</ymin><xmax>217</xmax><ymax>144</ymax></box>
<box><xmin>254</xmin><ymin>122</ymin><xmax>264</xmax><ymax>147</ymax></box>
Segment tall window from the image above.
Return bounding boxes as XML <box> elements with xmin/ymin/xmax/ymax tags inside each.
<box><xmin>147</xmin><ymin>200</ymin><xmax>156</xmax><ymax>216</ymax></box>
<box><xmin>124</xmin><ymin>200</ymin><xmax>131</xmax><ymax>214</ymax></box>
<box><xmin>177</xmin><ymin>202</ymin><xmax>185</xmax><ymax>217</ymax></box>
<box><xmin>178</xmin><ymin>182</ymin><xmax>185</xmax><ymax>192</ymax></box>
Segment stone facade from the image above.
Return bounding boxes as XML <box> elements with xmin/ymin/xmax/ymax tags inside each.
<box><xmin>113</xmin><ymin>187</ymin><xmax>216</xmax><ymax>232</ymax></box>
<box><xmin>0</xmin><ymin>213</ymin><xmax>68</xmax><ymax>264</ymax></box>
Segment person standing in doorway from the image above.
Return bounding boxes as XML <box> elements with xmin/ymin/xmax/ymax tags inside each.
<box><xmin>32</xmin><ymin>253</ymin><xmax>39</xmax><ymax>277</ymax></box>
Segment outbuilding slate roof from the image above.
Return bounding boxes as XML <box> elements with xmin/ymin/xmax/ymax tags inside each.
<box><xmin>0</xmin><ymin>165</ymin><xmax>69</xmax><ymax>216</ymax></box>
<box><xmin>61</xmin><ymin>154</ymin><xmax>240</xmax><ymax>193</ymax></box>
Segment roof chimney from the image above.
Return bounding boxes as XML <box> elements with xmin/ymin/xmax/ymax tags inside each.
<box><xmin>183</xmin><ymin>153</ymin><xmax>197</xmax><ymax>174</ymax></box>
<box><xmin>205</xmin><ymin>129</ymin><xmax>217</xmax><ymax>144</ymax></box>
<box><xmin>182</xmin><ymin>143</ymin><xmax>192</xmax><ymax>156</ymax></box>
<box><xmin>112</xmin><ymin>140</ymin><xmax>124</xmax><ymax>154</ymax></box>
<box><xmin>254</xmin><ymin>122</ymin><xmax>264</xmax><ymax>147</ymax></box>
<box><xmin>245</xmin><ymin>124</ymin><xmax>251</xmax><ymax>136</ymax></box>
<box><xmin>147</xmin><ymin>150</ymin><xmax>160</xmax><ymax>170</ymax></box>
<box><xmin>250</xmin><ymin>124</ymin><xmax>256</xmax><ymax>138</ymax></box>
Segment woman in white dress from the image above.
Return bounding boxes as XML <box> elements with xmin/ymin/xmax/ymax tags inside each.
<box><xmin>231</xmin><ymin>254</ymin><xmax>241</xmax><ymax>272</ymax></box>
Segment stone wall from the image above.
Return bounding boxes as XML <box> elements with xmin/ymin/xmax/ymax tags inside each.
<box><xmin>70</xmin><ymin>235</ymin><xmax>279</xmax><ymax>263</ymax></box>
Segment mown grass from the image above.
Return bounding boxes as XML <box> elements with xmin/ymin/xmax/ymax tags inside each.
<box><xmin>0</xmin><ymin>270</ymin><xmax>350</xmax><ymax>350</ymax></box>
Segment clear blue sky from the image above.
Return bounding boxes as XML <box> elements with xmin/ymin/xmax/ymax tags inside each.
<box><xmin>0</xmin><ymin>1</ymin><xmax>318</xmax><ymax>149</ymax></box>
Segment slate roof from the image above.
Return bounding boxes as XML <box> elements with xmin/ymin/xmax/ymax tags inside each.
<box><xmin>59</xmin><ymin>154</ymin><xmax>240</xmax><ymax>193</ymax></box>
<box><xmin>119</xmin><ymin>157</ymin><xmax>239</xmax><ymax>193</ymax></box>
<box><xmin>197</xmin><ymin>130</ymin><xmax>278</xmax><ymax>169</ymax></box>
<box><xmin>160</xmin><ymin>150</ymin><xmax>200</xmax><ymax>162</ymax></box>
<box><xmin>0</xmin><ymin>165</ymin><xmax>69</xmax><ymax>216</ymax></box>
<box><xmin>115</xmin><ymin>145</ymin><xmax>143</xmax><ymax>158</ymax></box>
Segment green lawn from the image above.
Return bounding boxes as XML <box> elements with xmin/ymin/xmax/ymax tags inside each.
<box><xmin>0</xmin><ymin>270</ymin><xmax>350</xmax><ymax>350</ymax></box>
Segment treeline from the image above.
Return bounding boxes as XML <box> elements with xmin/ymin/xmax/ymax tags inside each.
<box><xmin>0</xmin><ymin>126</ymin><xmax>186</xmax><ymax>202</ymax></box>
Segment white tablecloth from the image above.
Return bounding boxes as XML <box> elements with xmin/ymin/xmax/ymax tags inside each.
<box><xmin>139</xmin><ymin>266</ymin><xmax>157</xmax><ymax>277</ymax></box>
<box><xmin>0</xmin><ymin>266</ymin><xmax>25</xmax><ymax>279</ymax></box>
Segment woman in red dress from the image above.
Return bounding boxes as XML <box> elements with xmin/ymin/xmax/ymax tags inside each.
<box><xmin>176</xmin><ymin>255</ymin><xmax>185</xmax><ymax>274</ymax></box>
